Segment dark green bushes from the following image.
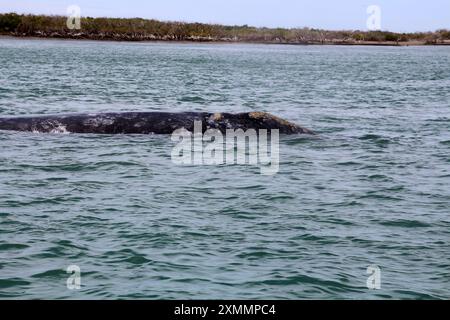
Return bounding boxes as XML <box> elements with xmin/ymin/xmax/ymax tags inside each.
<box><xmin>0</xmin><ymin>13</ymin><xmax>21</xmax><ymax>32</ymax></box>
<box><xmin>0</xmin><ymin>12</ymin><xmax>448</xmax><ymax>44</ymax></box>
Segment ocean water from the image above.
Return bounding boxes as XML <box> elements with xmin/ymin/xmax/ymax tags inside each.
<box><xmin>0</xmin><ymin>38</ymin><xmax>449</xmax><ymax>299</ymax></box>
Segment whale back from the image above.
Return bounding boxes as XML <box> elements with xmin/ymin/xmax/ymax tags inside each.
<box><xmin>0</xmin><ymin>112</ymin><xmax>313</xmax><ymax>135</ymax></box>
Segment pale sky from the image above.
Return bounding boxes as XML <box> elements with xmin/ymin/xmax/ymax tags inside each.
<box><xmin>0</xmin><ymin>0</ymin><xmax>449</xmax><ymax>32</ymax></box>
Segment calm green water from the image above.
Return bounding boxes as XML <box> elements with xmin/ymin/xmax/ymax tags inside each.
<box><xmin>0</xmin><ymin>39</ymin><xmax>449</xmax><ymax>299</ymax></box>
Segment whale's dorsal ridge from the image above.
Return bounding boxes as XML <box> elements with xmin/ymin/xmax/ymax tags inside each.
<box><xmin>0</xmin><ymin>111</ymin><xmax>314</xmax><ymax>135</ymax></box>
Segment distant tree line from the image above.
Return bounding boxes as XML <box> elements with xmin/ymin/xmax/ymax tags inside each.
<box><xmin>1</xmin><ymin>13</ymin><xmax>449</xmax><ymax>44</ymax></box>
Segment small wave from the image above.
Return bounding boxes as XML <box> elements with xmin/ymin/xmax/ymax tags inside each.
<box><xmin>358</xmin><ymin>193</ymin><xmax>403</xmax><ymax>201</ymax></box>
<box><xmin>359</xmin><ymin>134</ymin><xmax>383</xmax><ymax>140</ymax></box>
<box><xmin>358</xmin><ymin>133</ymin><xmax>391</xmax><ymax>146</ymax></box>
<box><xmin>179</xmin><ymin>95</ymin><xmax>206</xmax><ymax>102</ymax></box>
<box><xmin>391</xmin><ymin>289</ymin><xmax>442</xmax><ymax>299</ymax></box>
<box><xmin>31</xmin><ymin>269</ymin><xmax>66</xmax><ymax>279</ymax></box>
<box><xmin>289</xmin><ymin>233</ymin><xmax>337</xmax><ymax>245</ymax></box>
<box><xmin>246</xmin><ymin>274</ymin><xmax>362</xmax><ymax>295</ymax></box>
<box><xmin>367</xmin><ymin>174</ymin><xmax>392</xmax><ymax>181</ymax></box>
<box><xmin>0</xmin><ymin>243</ymin><xmax>29</xmax><ymax>250</ymax></box>
<box><xmin>284</xmin><ymin>136</ymin><xmax>318</xmax><ymax>145</ymax></box>
<box><xmin>337</xmin><ymin>161</ymin><xmax>361</xmax><ymax>166</ymax></box>
<box><xmin>379</xmin><ymin>219</ymin><xmax>431</xmax><ymax>228</ymax></box>
<box><xmin>0</xmin><ymin>278</ymin><xmax>31</xmax><ymax>289</ymax></box>
<box><xmin>101</xmin><ymin>248</ymin><xmax>152</xmax><ymax>265</ymax></box>
<box><xmin>236</xmin><ymin>250</ymin><xmax>276</xmax><ymax>260</ymax></box>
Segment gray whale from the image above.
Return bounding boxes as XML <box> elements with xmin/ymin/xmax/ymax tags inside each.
<box><xmin>0</xmin><ymin>111</ymin><xmax>314</xmax><ymax>135</ymax></box>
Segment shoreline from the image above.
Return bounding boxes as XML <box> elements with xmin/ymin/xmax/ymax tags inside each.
<box><xmin>2</xmin><ymin>34</ymin><xmax>449</xmax><ymax>47</ymax></box>
<box><xmin>1</xmin><ymin>13</ymin><xmax>449</xmax><ymax>47</ymax></box>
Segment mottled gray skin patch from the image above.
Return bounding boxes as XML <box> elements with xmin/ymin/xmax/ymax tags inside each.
<box><xmin>83</xmin><ymin>117</ymin><xmax>115</xmax><ymax>128</ymax></box>
<box><xmin>30</xmin><ymin>120</ymin><xmax>68</xmax><ymax>133</ymax></box>
<box><xmin>0</xmin><ymin>112</ymin><xmax>314</xmax><ymax>135</ymax></box>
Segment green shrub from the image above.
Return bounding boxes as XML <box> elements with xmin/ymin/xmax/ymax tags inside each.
<box><xmin>0</xmin><ymin>13</ymin><xmax>21</xmax><ymax>32</ymax></box>
<box><xmin>0</xmin><ymin>12</ymin><xmax>445</xmax><ymax>43</ymax></box>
